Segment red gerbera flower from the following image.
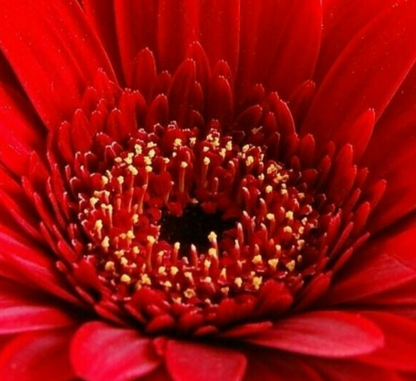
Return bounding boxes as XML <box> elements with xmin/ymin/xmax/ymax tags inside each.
<box><xmin>0</xmin><ymin>0</ymin><xmax>415</xmax><ymax>380</ymax></box>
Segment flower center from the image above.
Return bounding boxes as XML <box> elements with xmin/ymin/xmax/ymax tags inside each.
<box><xmin>77</xmin><ymin>123</ymin><xmax>320</xmax><ymax>309</ymax></box>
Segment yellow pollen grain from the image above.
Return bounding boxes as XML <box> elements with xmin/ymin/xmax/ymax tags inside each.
<box><xmin>286</xmin><ymin>260</ymin><xmax>296</xmax><ymax>272</ymax></box>
<box><xmin>226</xmin><ymin>141</ymin><xmax>233</xmax><ymax>151</ymax></box>
<box><xmin>124</xmin><ymin>157</ymin><xmax>133</xmax><ymax>165</ymax></box>
<box><xmin>203</xmin><ymin>146</ymin><xmax>210</xmax><ymax>152</ymax></box>
<box><xmin>132</xmin><ymin>246</ymin><xmax>140</xmax><ymax>255</ymax></box>
<box><xmin>114</xmin><ymin>157</ymin><xmax>122</xmax><ymax>164</ymax></box>
<box><xmin>144</xmin><ymin>157</ymin><xmax>152</xmax><ymax>165</ymax></box>
<box><xmin>120</xmin><ymin>274</ymin><xmax>131</xmax><ymax>284</ymax></box>
<box><xmin>101</xmin><ymin>176</ymin><xmax>109</xmax><ymax>185</ymax></box>
<box><xmin>265</xmin><ymin>185</ymin><xmax>273</xmax><ymax>194</ymax></box>
<box><xmin>140</xmin><ymin>274</ymin><xmax>152</xmax><ymax>285</ymax></box>
<box><xmin>204</xmin><ymin>259</ymin><xmax>211</xmax><ymax>269</ymax></box>
<box><xmin>283</xmin><ymin>226</ymin><xmax>293</xmax><ymax>234</ymax></box>
<box><xmin>281</xmin><ymin>189</ymin><xmax>288</xmax><ymax>195</ymax></box>
<box><xmin>127</xmin><ymin>230</ymin><xmax>135</xmax><ymax>239</ymax></box>
<box><xmin>180</xmin><ymin>161</ymin><xmax>188</xmax><ymax>169</ymax></box>
<box><xmin>158</xmin><ymin>266</ymin><xmax>167</xmax><ymax>275</ymax></box>
<box><xmin>174</xmin><ymin>242</ymin><xmax>181</xmax><ymax>250</ymax></box>
<box><xmin>147</xmin><ymin>235</ymin><xmax>156</xmax><ymax>244</ymax></box>
<box><xmin>162</xmin><ymin>281</ymin><xmax>173</xmax><ymax>288</ymax></box>
<box><xmin>170</xmin><ymin>266</ymin><xmax>179</xmax><ymax>276</ymax></box>
<box><xmin>90</xmin><ymin>197</ymin><xmax>99</xmax><ymax>207</ymax></box>
<box><xmin>266</xmin><ymin>213</ymin><xmax>275</xmax><ymax>221</ymax></box>
<box><xmin>208</xmin><ymin>248</ymin><xmax>217</xmax><ymax>257</ymax></box>
<box><xmin>208</xmin><ymin>231</ymin><xmax>217</xmax><ymax>242</ymax></box>
<box><xmin>252</xmin><ymin>276</ymin><xmax>263</xmax><ymax>290</ymax></box>
<box><xmin>203</xmin><ymin>276</ymin><xmax>212</xmax><ymax>283</ymax></box>
<box><xmin>297</xmin><ymin>240</ymin><xmax>305</xmax><ymax>250</ymax></box>
<box><xmin>184</xmin><ymin>272</ymin><xmax>193</xmax><ymax>281</ymax></box>
<box><xmin>172</xmin><ymin>296</ymin><xmax>182</xmax><ymax>304</ymax></box>
<box><xmin>258</xmin><ymin>174</ymin><xmax>265</xmax><ymax>181</ymax></box>
<box><xmin>101</xmin><ymin>236</ymin><xmax>110</xmax><ymax>249</ymax></box>
<box><xmin>234</xmin><ymin>277</ymin><xmax>243</xmax><ymax>288</ymax></box>
<box><xmin>268</xmin><ymin>258</ymin><xmax>279</xmax><ymax>269</ymax></box>
<box><xmin>203</xmin><ymin>157</ymin><xmax>211</xmax><ymax>165</ymax></box>
<box><xmin>252</xmin><ymin>254</ymin><xmax>262</xmax><ymax>265</ymax></box>
<box><xmin>134</xmin><ymin>144</ymin><xmax>142</xmax><ymax>154</ymax></box>
<box><xmin>145</xmin><ymin>165</ymin><xmax>153</xmax><ymax>173</ymax></box>
<box><xmin>104</xmin><ymin>261</ymin><xmax>115</xmax><ymax>271</ymax></box>
<box><xmin>298</xmin><ymin>192</ymin><xmax>305</xmax><ymax>199</ymax></box>
<box><xmin>119</xmin><ymin>233</ymin><xmax>127</xmax><ymax>240</ymax></box>
<box><xmin>184</xmin><ymin>288</ymin><xmax>196</xmax><ymax>298</ymax></box>
<box><xmin>94</xmin><ymin>219</ymin><xmax>103</xmax><ymax>230</ymax></box>
<box><xmin>174</xmin><ymin>138</ymin><xmax>182</xmax><ymax>147</ymax></box>
<box><xmin>128</xmin><ymin>165</ymin><xmax>138</xmax><ymax>176</ymax></box>
<box><xmin>189</xmin><ymin>137</ymin><xmax>196</xmax><ymax>146</ymax></box>
<box><xmin>120</xmin><ymin>257</ymin><xmax>128</xmax><ymax>266</ymax></box>
<box><xmin>117</xmin><ymin>176</ymin><xmax>124</xmax><ymax>185</ymax></box>
<box><xmin>148</xmin><ymin>149</ymin><xmax>156</xmax><ymax>158</ymax></box>
<box><xmin>132</xmin><ymin>214</ymin><xmax>139</xmax><ymax>224</ymax></box>
<box><xmin>275</xmin><ymin>244</ymin><xmax>282</xmax><ymax>252</ymax></box>
<box><xmin>298</xmin><ymin>226</ymin><xmax>305</xmax><ymax>234</ymax></box>
<box><xmin>246</xmin><ymin>156</ymin><xmax>254</xmax><ymax>166</ymax></box>
<box><xmin>242</xmin><ymin>144</ymin><xmax>250</xmax><ymax>153</ymax></box>
<box><xmin>285</xmin><ymin>211</ymin><xmax>294</xmax><ymax>220</ymax></box>
<box><xmin>114</xmin><ymin>250</ymin><xmax>124</xmax><ymax>258</ymax></box>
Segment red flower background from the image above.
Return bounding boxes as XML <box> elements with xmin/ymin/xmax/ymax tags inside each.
<box><xmin>0</xmin><ymin>0</ymin><xmax>415</xmax><ymax>380</ymax></box>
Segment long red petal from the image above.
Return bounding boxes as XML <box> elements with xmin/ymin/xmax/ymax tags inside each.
<box><xmin>302</xmin><ymin>1</ymin><xmax>416</xmax><ymax>152</ymax></box>
<box><xmin>248</xmin><ymin>311</ymin><xmax>384</xmax><ymax>357</ymax></box>
<box><xmin>0</xmin><ymin>0</ymin><xmax>115</xmax><ymax>129</ymax></box>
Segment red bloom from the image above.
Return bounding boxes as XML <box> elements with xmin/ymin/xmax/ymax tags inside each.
<box><xmin>0</xmin><ymin>0</ymin><xmax>415</xmax><ymax>380</ymax></box>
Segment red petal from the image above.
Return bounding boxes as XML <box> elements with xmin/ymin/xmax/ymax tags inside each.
<box><xmin>71</xmin><ymin>322</ymin><xmax>161</xmax><ymax>381</ymax></box>
<box><xmin>302</xmin><ymin>1</ymin><xmax>416</xmax><ymax>152</ymax></box>
<box><xmin>0</xmin><ymin>330</ymin><xmax>75</xmax><ymax>381</ymax></box>
<box><xmin>165</xmin><ymin>340</ymin><xmax>247</xmax><ymax>381</ymax></box>
<box><xmin>0</xmin><ymin>229</ymin><xmax>79</xmax><ymax>304</ymax></box>
<box><xmin>324</xmin><ymin>220</ymin><xmax>416</xmax><ymax>305</ymax></box>
<box><xmin>83</xmin><ymin>0</ymin><xmax>124</xmax><ymax>82</ymax></box>
<box><xmin>115</xmin><ymin>0</ymin><xmax>158</xmax><ymax>83</ymax></box>
<box><xmin>248</xmin><ymin>311</ymin><xmax>384</xmax><ymax>357</ymax></box>
<box><xmin>244</xmin><ymin>350</ymin><xmax>324</xmax><ymax>381</ymax></box>
<box><xmin>359</xmin><ymin>312</ymin><xmax>416</xmax><ymax>372</ymax></box>
<box><xmin>0</xmin><ymin>0</ymin><xmax>115</xmax><ymax>128</ymax></box>
<box><xmin>307</xmin><ymin>358</ymin><xmax>400</xmax><ymax>381</ymax></box>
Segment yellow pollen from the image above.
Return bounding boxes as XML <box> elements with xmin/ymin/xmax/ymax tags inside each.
<box><xmin>170</xmin><ymin>266</ymin><xmax>179</xmax><ymax>276</ymax></box>
<box><xmin>189</xmin><ymin>137</ymin><xmax>196</xmax><ymax>146</ymax></box>
<box><xmin>226</xmin><ymin>141</ymin><xmax>233</xmax><ymax>151</ymax></box>
<box><xmin>120</xmin><ymin>257</ymin><xmax>128</xmax><ymax>266</ymax></box>
<box><xmin>120</xmin><ymin>274</ymin><xmax>131</xmax><ymax>284</ymax></box>
<box><xmin>172</xmin><ymin>296</ymin><xmax>182</xmax><ymax>304</ymax></box>
<box><xmin>101</xmin><ymin>176</ymin><xmax>109</xmax><ymax>185</ymax></box>
<box><xmin>203</xmin><ymin>276</ymin><xmax>212</xmax><ymax>283</ymax></box>
<box><xmin>184</xmin><ymin>289</ymin><xmax>196</xmax><ymax>298</ymax></box>
<box><xmin>180</xmin><ymin>161</ymin><xmax>188</xmax><ymax>168</ymax></box>
<box><xmin>114</xmin><ymin>250</ymin><xmax>124</xmax><ymax>258</ymax></box>
<box><xmin>117</xmin><ymin>176</ymin><xmax>124</xmax><ymax>184</ymax></box>
<box><xmin>268</xmin><ymin>258</ymin><xmax>279</xmax><ymax>269</ymax></box>
<box><xmin>203</xmin><ymin>157</ymin><xmax>211</xmax><ymax>165</ymax></box>
<box><xmin>104</xmin><ymin>261</ymin><xmax>115</xmax><ymax>271</ymax></box>
<box><xmin>252</xmin><ymin>254</ymin><xmax>262</xmax><ymax>264</ymax></box>
<box><xmin>283</xmin><ymin>226</ymin><xmax>293</xmax><ymax>234</ymax></box>
<box><xmin>140</xmin><ymin>274</ymin><xmax>152</xmax><ymax>285</ymax></box>
<box><xmin>132</xmin><ymin>246</ymin><xmax>140</xmax><ymax>255</ymax></box>
<box><xmin>174</xmin><ymin>138</ymin><xmax>182</xmax><ymax>147</ymax></box>
<box><xmin>208</xmin><ymin>248</ymin><xmax>217</xmax><ymax>257</ymax></box>
<box><xmin>220</xmin><ymin>268</ymin><xmax>227</xmax><ymax>279</ymax></box>
<box><xmin>132</xmin><ymin>214</ymin><xmax>139</xmax><ymax>224</ymax></box>
<box><xmin>145</xmin><ymin>166</ymin><xmax>153</xmax><ymax>172</ymax></box>
<box><xmin>208</xmin><ymin>231</ymin><xmax>217</xmax><ymax>242</ymax></box>
<box><xmin>242</xmin><ymin>144</ymin><xmax>250</xmax><ymax>153</ymax></box>
<box><xmin>252</xmin><ymin>276</ymin><xmax>263</xmax><ymax>290</ymax></box>
<box><xmin>128</xmin><ymin>165</ymin><xmax>138</xmax><ymax>176</ymax></box>
<box><xmin>147</xmin><ymin>235</ymin><xmax>156</xmax><ymax>244</ymax></box>
<box><xmin>90</xmin><ymin>197</ymin><xmax>99</xmax><ymax>207</ymax></box>
<box><xmin>134</xmin><ymin>144</ymin><xmax>142</xmax><ymax>154</ymax></box>
<box><xmin>246</xmin><ymin>156</ymin><xmax>254</xmax><ymax>166</ymax></box>
<box><xmin>285</xmin><ymin>211</ymin><xmax>294</xmax><ymax>220</ymax></box>
<box><xmin>286</xmin><ymin>260</ymin><xmax>296</xmax><ymax>272</ymax></box>
<box><xmin>234</xmin><ymin>277</ymin><xmax>243</xmax><ymax>288</ymax></box>
<box><xmin>221</xmin><ymin>287</ymin><xmax>230</xmax><ymax>295</ymax></box>
<box><xmin>126</xmin><ymin>230</ymin><xmax>135</xmax><ymax>239</ymax></box>
<box><xmin>144</xmin><ymin>157</ymin><xmax>152</xmax><ymax>165</ymax></box>
<box><xmin>275</xmin><ymin>244</ymin><xmax>282</xmax><ymax>252</ymax></box>
<box><xmin>265</xmin><ymin>185</ymin><xmax>273</xmax><ymax>193</ymax></box>
<box><xmin>204</xmin><ymin>259</ymin><xmax>211</xmax><ymax>269</ymax></box>
<box><xmin>162</xmin><ymin>281</ymin><xmax>173</xmax><ymax>288</ymax></box>
<box><xmin>148</xmin><ymin>149</ymin><xmax>156</xmax><ymax>158</ymax></box>
<box><xmin>266</xmin><ymin>213</ymin><xmax>275</xmax><ymax>220</ymax></box>
<box><xmin>174</xmin><ymin>242</ymin><xmax>181</xmax><ymax>250</ymax></box>
<box><xmin>94</xmin><ymin>219</ymin><xmax>103</xmax><ymax>230</ymax></box>
<box><xmin>101</xmin><ymin>236</ymin><xmax>110</xmax><ymax>249</ymax></box>
<box><xmin>184</xmin><ymin>272</ymin><xmax>193</xmax><ymax>281</ymax></box>
<box><xmin>158</xmin><ymin>266</ymin><xmax>167</xmax><ymax>275</ymax></box>
<box><xmin>114</xmin><ymin>157</ymin><xmax>122</xmax><ymax>164</ymax></box>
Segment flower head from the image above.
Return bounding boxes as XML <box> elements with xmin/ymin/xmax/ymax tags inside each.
<box><xmin>0</xmin><ymin>0</ymin><xmax>415</xmax><ymax>380</ymax></box>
